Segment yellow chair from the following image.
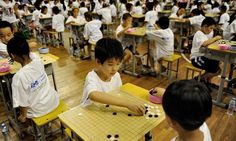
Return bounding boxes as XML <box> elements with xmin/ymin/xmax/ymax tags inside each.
<box><xmin>185</xmin><ymin>63</ymin><xmax>204</xmax><ymax>81</ymax></box>
<box><xmin>32</xmin><ymin>100</ymin><xmax>69</xmax><ymax>140</ymax></box>
<box><xmin>65</xmin><ymin>128</ymin><xmax>76</xmax><ymax>141</ymax></box>
<box><xmin>159</xmin><ymin>54</ymin><xmax>182</xmax><ymax>81</ymax></box>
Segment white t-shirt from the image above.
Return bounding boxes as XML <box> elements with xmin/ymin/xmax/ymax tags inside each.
<box><xmin>146</xmin><ymin>28</ymin><xmax>174</xmax><ymax>60</ymax></box>
<box><xmin>32</xmin><ymin>9</ymin><xmax>41</xmax><ymax>26</ymax></box>
<box><xmin>12</xmin><ymin>53</ymin><xmax>59</xmax><ymax>118</ymax></box>
<box><xmin>65</xmin><ymin>15</ymin><xmax>86</xmax><ymax>25</ymax></box>
<box><xmin>190</xmin><ymin>5</ymin><xmax>197</xmax><ymax>12</ymax></box>
<box><xmin>133</xmin><ymin>6</ymin><xmax>143</xmax><ymax>15</ymax></box>
<box><xmin>210</xmin><ymin>7</ymin><xmax>220</xmax><ymax>14</ymax></box>
<box><xmin>0</xmin><ymin>42</ymin><xmax>7</xmax><ymax>59</ymax></box>
<box><xmin>84</xmin><ymin>19</ymin><xmax>103</xmax><ymax>43</ymax></box>
<box><xmin>145</xmin><ymin>10</ymin><xmax>158</xmax><ymax>27</ymax></box>
<box><xmin>97</xmin><ymin>7</ymin><xmax>112</xmax><ymax>23</ymax></box>
<box><xmin>170</xmin><ymin>123</ymin><xmax>212</xmax><ymax>141</ymax></box>
<box><xmin>219</xmin><ymin>13</ymin><xmax>230</xmax><ymax>30</ymax></box>
<box><xmin>79</xmin><ymin>7</ymin><xmax>88</xmax><ymax>18</ymax></box>
<box><xmin>115</xmin><ymin>25</ymin><xmax>135</xmax><ymax>48</ymax></box>
<box><xmin>109</xmin><ymin>4</ymin><xmax>117</xmax><ymax>17</ymax></box>
<box><xmin>223</xmin><ymin>19</ymin><xmax>236</xmax><ymax>40</ymax></box>
<box><xmin>191</xmin><ymin>30</ymin><xmax>209</xmax><ymax>59</ymax></box>
<box><xmin>80</xmin><ymin>70</ymin><xmax>122</xmax><ymax>106</ymax></box>
<box><xmin>52</xmin><ymin>14</ymin><xmax>65</xmax><ymax>32</ymax></box>
<box><xmin>0</xmin><ymin>1</ymin><xmax>18</xmax><ymax>23</ymax></box>
<box><xmin>189</xmin><ymin>14</ymin><xmax>205</xmax><ymax>32</ymax></box>
<box><xmin>171</xmin><ymin>5</ymin><xmax>179</xmax><ymax>14</ymax></box>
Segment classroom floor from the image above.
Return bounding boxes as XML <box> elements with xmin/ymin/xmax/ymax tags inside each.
<box><xmin>0</xmin><ymin>30</ymin><xmax>236</xmax><ymax>141</ymax></box>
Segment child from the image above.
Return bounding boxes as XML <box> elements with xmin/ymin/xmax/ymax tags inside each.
<box><xmin>52</xmin><ymin>6</ymin><xmax>65</xmax><ymax>45</ymax></box>
<box><xmin>40</xmin><ymin>6</ymin><xmax>51</xmax><ymax>18</ymax></box>
<box><xmin>132</xmin><ymin>1</ymin><xmax>143</xmax><ymax>15</ymax></box>
<box><xmin>80</xmin><ymin>38</ymin><xmax>145</xmax><ymax>115</ymax></box>
<box><xmin>7</xmin><ymin>33</ymin><xmax>59</xmax><ymax>122</ymax></box>
<box><xmin>97</xmin><ymin>3</ymin><xmax>112</xmax><ymax>23</ymax></box>
<box><xmin>144</xmin><ymin>2</ymin><xmax>158</xmax><ymax>29</ymax></box>
<box><xmin>83</xmin><ymin>11</ymin><xmax>103</xmax><ymax>59</ymax></box>
<box><xmin>79</xmin><ymin>2</ymin><xmax>88</xmax><ymax>18</ymax></box>
<box><xmin>65</xmin><ymin>7</ymin><xmax>86</xmax><ymax>25</ymax></box>
<box><xmin>109</xmin><ymin>0</ymin><xmax>117</xmax><ymax>18</ymax></box>
<box><xmin>115</xmin><ymin>13</ymin><xmax>134</xmax><ymax>65</ymax></box>
<box><xmin>184</xmin><ymin>9</ymin><xmax>205</xmax><ymax>33</ymax></box>
<box><xmin>218</xmin><ymin>5</ymin><xmax>230</xmax><ymax>30</ymax></box>
<box><xmin>190</xmin><ymin>17</ymin><xmax>221</xmax><ymax>84</ymax></box>
<box><xmin>223</xmin><ymin>13</ymin><xmax>236</xmax><ymax>40</ymax></box>
<box><xmin>146</xmin><ymin>16</ymin><xmax>174</xmax><ymax>75</ymax></box>
<box><xmin>162</xmin><ymin>80</ymin><xmax>212</xmax><ymax>141</ymax></box>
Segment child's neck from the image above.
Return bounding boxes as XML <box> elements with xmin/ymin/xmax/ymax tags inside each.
<box><xmin>95</xmin><ymin>69</ymin><xmax>111</xmax><ymax>82</ymax></box>
<box><xmin>20</xmin><ymin>57</ymin><xmax>32</xmax><ymax>67</ymax></box>
<box><xmin>177</xmin><ymin>129</ymin><xmax>204</xmax><ymax>141</ymax></box>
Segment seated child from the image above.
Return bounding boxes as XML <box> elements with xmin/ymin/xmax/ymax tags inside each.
<box><xmin>145</xmin><ymin>2</ymin><xmax>158</xmax><ymax>29</ymax></box>
<box><xmin>80</xmin><ymin>38</ymin><xmax>145</xmax><ymax>115</ymax></box>
<box><xmin>190</xmin><ymin>17</ymin><xmax>222</xmax><ymax>85</ymax></box>
<box><xmin>97</xmin><ymin>3</ymin><xmax>112</xmax><ymax>23</ymax></box>
<box><xmin>218</xmin><ymin>5</ymin><xmax>230</xmax><ymax>31</ymax></box>
<box><xmin>223</xmin><ymin>13</ymin><xmax>236</xmax><ymax>40</ymax></box>
<box><xmin>162</xmin><ymin>80</ymin><xmax>212</xmax><ymax>141</ymax></box>
<box><xmin>83</xmin><ymin>11</ymin><xmax>103</xmax><ymax>59</ymax></box>
<box><xmin>40</xmin><ymin>6</ymin><xmax>51</xmax><ymax>18</ymax></box>
<box><xmin>116</xmin><ymin>13</ymin><xmax>134</xmax><ymax>66</ymax></box>
<box><xmin>79</xmin><ymin>2</ymin><xmax>88</xmax><ymax>18</ymax></box>
<box><xmin>146</xmin><ymin>16</ymin><xmax>174</xmax><ymax>75</ymax></box>
<box><xmin>7</xmin><ymin>33</ymin><xmax>59</xmax><ymax>122</ymax></box>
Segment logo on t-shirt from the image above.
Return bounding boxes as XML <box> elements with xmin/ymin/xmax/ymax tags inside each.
<box><xmin>30</xmin><ymin>74</ymin><xmax>47</xmax><ymax>91</ymax></box>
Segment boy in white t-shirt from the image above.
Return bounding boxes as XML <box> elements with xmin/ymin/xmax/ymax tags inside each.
<box><xmin>191</xmin><ymin>17</ymin><xmax>221</xmax><ymax>85</ymax></box>
<box><xmin>145</xmin><ymin>2</ymin><xmax>158</xmax><ymax>28</ymax></box>
<box><xmin>7</xmin><ymin>33</ymin><xmax>59</xmax><ymax>122</ymax></box>
<box><xmin>83</xmin><ymin>11</ymin><xmax>103</xmax><ymax>59</ymax></box>
<box><xmin>97</xmin><ymin>3</ymin><xmax>112</xmax><ymax>23</ymax></box>
<box><xmin>79</xmin><ymin>2</ymin><xmax>88</xmax><ymax>18</ymax></box>
<box><xmin>162</xmin><ymin>80</ymin><xmax>212</xmax><ymax>141</ymax></box>
<box><xmin>146</xmin><ymin>16</ymin><xmax>174</xmax><ymax>75</ymax></box>
<box><xmin>223</xmin><ymin>16</ymin><xmax>236</xmax><ymax>40</ymax></box>
<box><xmin>80</xmin><ymin>38</ymin><xmax>145</xmax><ymax>115</ymax></box>
<box><xmin>218</xmin><ymin>5</ymin><xmax>230</xmax><ymax>30</ymax></box>
<box><xmin>52</xmin><ymin>6</ymin><xmax>65</xmax><ymax>45</ymax></box>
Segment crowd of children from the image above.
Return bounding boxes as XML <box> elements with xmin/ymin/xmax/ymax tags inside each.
<box><xmin>0</xmin><ymin>0</ymin><xmax>236</xmax><ymax>140</ymax></box>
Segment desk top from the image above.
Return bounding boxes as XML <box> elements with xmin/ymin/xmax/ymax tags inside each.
<box><xmin>132</xmin><ymin>14</ymin><xmax>145</xmax><ymax>18</ymax></box>
<box><xmin>208</xmin><ymin>40</ymin><xmax>236</xmax><ymax>54</ymax></box>
<box><xmin>71</xmin><ymin>23</ymin><xmax>85</xmax><ymax>26</ymax></box>
<box><xmin>39</xmin><ymin>17</ymin><xmax>52</xmax><ymax>20</ymax></box>
<box><xmin>205</xmin><ymin>13</ymin><xmax>220</xmax><ymax>18</ymax></box>
<box><xmin>0</xmin><ymin>52</ymin><xmax>59</xmax><ymax>76</ymax></box>
<box><xmin>59</xmin><ymin>83</ymin><xmax>165</xmax><ymax>141</ymax></box>
<box><xmin>125</xmin><ymin>27</ymin><xmax>146</xmax><ymax>36</ymax></box>
<box><xmin>158</xmin><ymin>10</ymin><xmax>172</xmax><ymax>13</ymax></box>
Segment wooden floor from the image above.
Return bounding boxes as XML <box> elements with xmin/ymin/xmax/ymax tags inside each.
<box><xmin>0</xmin><ymin>37</ymin><xmax>236</xmax><ymax>141</ymax></box>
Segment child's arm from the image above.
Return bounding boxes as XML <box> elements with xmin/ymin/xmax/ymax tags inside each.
<box><xmin>202</xmin><ymin>35</ymin><xmax>222</xmax><ymax>47</ymax></box>
<box><xmin>89</xmin><ymin>91</ymin><xmax>146</xmax><ymax>115</ymax></box>
<box><xmin>18</xmin><ymin>107</ymin><xmax>28</xmax><ymax>122</ymax></box>
<box><xmin>116</xmin><ymin>25</ymin><xmax>132</xmax><ymax>39</ymax></box>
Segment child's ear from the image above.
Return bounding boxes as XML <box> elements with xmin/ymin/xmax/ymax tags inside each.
<box><xmin>95</xmin><ymin>58</ymin><xmax>101</xmax><ymax>64</ymax></box>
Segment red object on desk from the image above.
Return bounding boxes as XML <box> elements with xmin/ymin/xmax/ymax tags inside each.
<box><xmin>0</xmin><ymin>61</ymin><xmax>10</xmax><ymax>73</ymax></box>
<box><xmin>126</xmin><ymin>28</ymin><xmax>135</xmax><ymax>33</ymax></box>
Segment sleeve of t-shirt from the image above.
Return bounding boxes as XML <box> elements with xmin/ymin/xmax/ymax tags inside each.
<box><xmin>65</xmin><ymin>16</ymin><xmax>72</xmax><ymax>24</ymax></box>
<box><xmin>144</xmin><ymin>13</ymin><xmax>150</xmax><ymax>22</ymax></box>
<box><xmin>193</xmin><ymin>32</ymin><xmax>207</xmax><ymax>47</ymax></box>
<box><xmin>229</xmin><ymin>21</ymin><xmax>236</xmax><ymax>33</ymax></box>
<box><xmin>82</xmin><ymin>73</ymin><xmax>99</xmax><ymax>102</ymax></box>
<box><xmin>189</xmin><ymin>16</ymin><xmax>196</xmax><ymax>25</ymax></box>
<box><xmin>115</xmin><ymin>25</ymin><xmax>123</xmax><ymax>38</ymax></box>
<box><xmin>219</xmin><ymin>15</ymin><xmax>226</xmax><ymax>24</ymax></box>
<box><xmin>12</xmin><ymin>75</ymin><xmax>30</xmax><ymax>108</ymax></box>
<box><xmin>146</xmin><ymin>30</ymin><xmax>164</xmax><ymax>41</ymax></box>
<box><xmin>52</xmin><ymin>16</ymin><xmax>56</xmax><ymax>29</ymax></box>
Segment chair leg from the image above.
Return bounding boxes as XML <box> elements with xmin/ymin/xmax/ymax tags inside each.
<box><xmin>39</xmin><ymin>126</ymin><xmax>46</xmax><ymax>141</ymax></box>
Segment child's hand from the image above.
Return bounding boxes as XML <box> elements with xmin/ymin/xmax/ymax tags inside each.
<box><xmin>214</xmin><ymin>35</ymin><xmax>222</xmax><ymax>41</ymax></box>
<box><xmin>127</xmin><ymin>102</ymin><xmax>146</xmax><ymax>116</ymax></box>
<box><xmin>18</xmin><ymin>114</ymin><xmax>27</xmax><ymax>123</ymax></box>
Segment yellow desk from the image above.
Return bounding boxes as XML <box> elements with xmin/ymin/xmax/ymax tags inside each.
<box><xmin>39</xmin><ymin>17</ymin><xmax>52</xmax><ymax>27</ymax></box>
<box><xmin>158</xmin><ymin>10</ymin><xmax>172</xmax><ymax>17</ymax></box>
<box><xmin>0</xmin><ymin>52</ymin><xmax>59</xmax><ymax>138</ymax></box>
<box><xmin>206</xmin><ymin>40</ymin><xmax>236</xmax><ymax>107</ymax></box>
<box><xmin>132</xmin><ymin>14</ymin><xmax>145</xmax><ymax>19</ymax></box>
<box><xmin>59</xmin><ymin>83</ymin><xmax>165</xmax><ymax>141</ymax></box>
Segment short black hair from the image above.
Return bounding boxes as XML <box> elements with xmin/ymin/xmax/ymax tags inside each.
<box><xmin>52</xmin><ymin>6</ymin><xmax>60</xmax><ymax>14</ymax></box>
<box><xmin>7</xmin><ymin>32</ymin><xmax>30</xmax><ymax>59</ymax></box>
<box><xmin>191</xmin><ymin>8</ymin><xmax>201</xmax><ymax>16</ymax></box>
<box><xmin>95</xmin><ymin>38</ymin><xmax>124</xmax><ymax>64</ymax></box>
<box><xmin>201</xmin><ymin>17</ymin><xmax>216</xmax><ymax>27</ymax></box>
<box><xmin>146</xmin><ymin>2</ymin><xmax>154</xmax><ymax>11</ymax></box>
<box><xmin>220</xmin><ymin>5</ymin><xmax>227</xmax><ymax>13</ymax></box>
<box><xmin>41</xmin><ymin>6</ymin><xmax>47</xmax><ymax>13</ymax></box>
<box><xmin>80</xmin><ymin>2</ymin><xmax>85</xmax><ymax>7</ymax></box>
<box><xmin>0</xmin><ymin>21</ymin><xmax>13</xmax><ymax>32</ymax></box>
<box><xmin>84</xmin><ymin>12</ymin><xmax>93</xmax><ymax>21</ymax></box>
<box><xmin>125</xmin><ymin>3</ymin><xmax>133</xmax><ymax>12</ymax></box>
<box><xmin>122</xmin><ymin>13</ymin><xmax>131</xmax><ymax>21</ymax></box>
<box><xmin>162</xmin><ymin>80</ymin><xmax>212</xmax><ymax>131</ymax></box>
<box><xmin>156</xmin><ymin>16</ymin><xmax>169</xmax><ymax>29</ymax></box>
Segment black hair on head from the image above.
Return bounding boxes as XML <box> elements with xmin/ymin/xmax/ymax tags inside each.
<box><xmin>201</xmin><ymin>17</ymin><xmax>216</xmax><ymax>27</ymax></box>
<box><xmin>95</xmin><ymin>38</ymin><xmax>124</xmax><ymax>64</ymax></box>
<box><xmin>162</xmin><ymin>80</ymin><xmax>212</xmax><ymax>131</ymax></box>
<box><xmin>156</xmin><ymin>16</ymin><xmax>169</xmax><ymax>29</ymax></box>
<box><xmin>52</xmin><ymin>6</ymin><xmax>60</xmax><ymax>14</ymax></box>
<box><xmin>122</xmin><ymin>13</ymin><xmax>131</xmax><ymax>20</ymax></box>
<box><xmin>0</xmin><ymin>21</ymin><xmax>13</xmax><ymax>32</ymax></box>
<box><xmin>7</xmin><ymin>32</ymin><xmax>30</xmax><ymax>59</ymax></box>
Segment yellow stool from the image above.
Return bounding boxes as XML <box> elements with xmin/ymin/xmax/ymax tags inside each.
<box><xmin>159</xmin><ymin>54</ymin><xmax>182</xmax><ymax>81</ymax></box>
<box><xmin>32</xmin><ymin>100</ymin><xmax>69</xmax><ymax>140</ymax></box>
<box><xmin>48</xmin><ymin>31</ymin><xmax>63</xmax><ymax>47</ymax></box>
<box><xmin>185</xmin><ymin>63</ymin><xmax>204</xmax><ymax>81</ymax></box>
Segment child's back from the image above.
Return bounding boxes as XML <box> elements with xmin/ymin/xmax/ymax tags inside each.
<box><xmin>84</xmin><ymin>19</ymin><xmax>103</xmax><ymax>43</ymax></box>
<box><xmin>52</xmin><ymin>13</ymin><xmax>65</xmax><ymax>32</ymax></box>
<box><xmin>12</xmin><ymin>53</ymin><xmax>59</xmax><ymax>118</ymax></box>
